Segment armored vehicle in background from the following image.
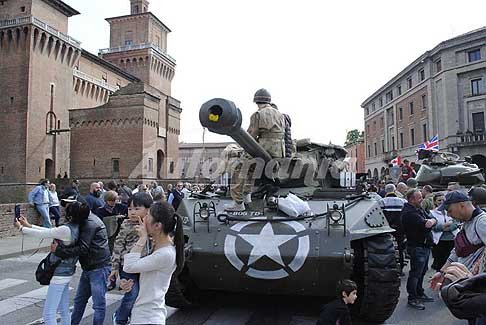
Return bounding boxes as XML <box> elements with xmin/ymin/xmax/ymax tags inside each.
<box><xmin>416</xmin><ymin>149</ymin><xmax>485</xmax><ymax>189</ymax></box>
<box><xmin>175</xmin><ymin>98</ymin><xmax>400</xmax><ymax>322</ymax></box>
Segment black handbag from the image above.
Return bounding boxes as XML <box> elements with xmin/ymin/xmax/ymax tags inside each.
<box><xmin>441</xmin><ymin>273</ymin><xmax>486</xmax><ymax>320</ymax></box>
<box><xmin>35</xmin><ymin>252</ymin><xmax>61</xmax><ymax>285</ymax></box>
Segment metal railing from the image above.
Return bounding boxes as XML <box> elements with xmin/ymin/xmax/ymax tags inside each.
<box><xmin>99</xmin><ymin>42</ymin><xmax>176</xmax><ymax>64</ymax></box>
<box><xmin>73</xmin><ymin>69</ymin><xmax>118</xmax><ymax>93</ymax></box>
<box><xmin>0</xmin><ymin>16</ymin><xmax>81</xmax><ymax>48</ymax></box>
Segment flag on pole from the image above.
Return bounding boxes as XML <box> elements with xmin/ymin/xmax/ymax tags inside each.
<box><xmin>391</xmin><ymin>156</ymin><xmax>402</xmax><ymax>166</ymax></box>
<box><xmin>418</xmin><ymin>134</ymin><xmax>439</xmax><ymax>151</ymax></box>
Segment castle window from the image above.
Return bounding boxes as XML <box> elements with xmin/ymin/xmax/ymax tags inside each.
<box><xmin>21</xmin><ymin>6</ymin><xmax>26</xmax><ymax>12</ymax></box>
<box><xmin>10</xmin><ymin>97</ymin><xmax>14</xmax><ymax>105</ymax></box>
<box><xmin>148</xmin><ymin>158</ymin><xmax>153</xmax><ymax>173</ymax></box>
<box><xmin>169</xmin><ymin>162</ymin><xmax>175</xmax><ymax>174</ymax></box>
<box><xmin>112</xmin><ymin>159</ymin><xmax>120</xmax><ymax>177</ymax></box>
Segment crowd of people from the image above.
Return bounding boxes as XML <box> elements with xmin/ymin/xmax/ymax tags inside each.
<box><xmin>20</xmin><ymin>178</ymin><xmax>191</xmax><ymax>325</ymax></box>
<box><xmin>21</xmin><ymin>170</ymin><xmax>486</xmax><ymax>325</ymax></box>
<box><xmin>367</xmin><ymin>173</ymin><xmax>486</xmax><ymax>324</ymax></box>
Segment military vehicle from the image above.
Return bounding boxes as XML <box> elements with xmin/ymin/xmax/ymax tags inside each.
<box><xmin>415</xmin><ymin>149</ymin><xmax>485</xmax><ymax>189</ymax></box>
<box><xmin>175</xmin><ymin>98</ymin><xmax>400</xmax><ymax>322</ymax></box>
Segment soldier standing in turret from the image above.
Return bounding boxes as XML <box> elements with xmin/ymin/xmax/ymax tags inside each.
<box><xmin>225</xmin><ymin>89</ymin><xmax>286</xmax><ymax>212</ymax></box>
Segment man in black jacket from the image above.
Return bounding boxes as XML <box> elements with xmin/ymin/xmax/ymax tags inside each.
<box><xmin>51</xmin><ymin>198</ymin><xmax>111</xmax><ymax>325</ymax></box>
<box><xmin>402</xmin><ymin>188</ymin><xmax>437</xmax><ymax>310</ymax></box>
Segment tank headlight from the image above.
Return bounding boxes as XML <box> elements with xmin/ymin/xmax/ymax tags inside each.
<box><xmin>330</xmin><ymin>210</ymin><xmax>342</xmax><ymax>223</ymax></box>
<box><xmin>199</xmin><ymin>203</ymin><xmax>209</xmax><ymax>220</ymax></box>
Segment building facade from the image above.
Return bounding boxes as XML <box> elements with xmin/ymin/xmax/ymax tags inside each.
<box><xmin>362</xmin><ymin>27</ymin><xmax>486</xmax><ymax>179</ymax></box>
<box><xmin>0</xmin><ymin>0</ymin><xmax>181</xmax><ymax>203</ymax></box>
<box><xmin>179</xmin><ymin>142</ymin><xmax>235</xmax><ymax>185</ymax></box>
<box><xmin>344</xmin><ymin>140</ymin><xmax>366</xmax><ymax>174</ymax></box>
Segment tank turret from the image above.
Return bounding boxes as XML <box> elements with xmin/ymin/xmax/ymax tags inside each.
<box><xmin>199</xmin><ymin>98</ymin><xmax>272</xmax><ymax>162</ymax></box>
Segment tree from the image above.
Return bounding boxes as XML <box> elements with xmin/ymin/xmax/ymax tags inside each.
<box><xmin>344</xmin><ymin>129</ymin><xmax>364</xmax><ymax>147</ymax></box>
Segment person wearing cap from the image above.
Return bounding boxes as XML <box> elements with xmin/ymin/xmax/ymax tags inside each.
<box><xmin>406</xmin><ymin>177</ymin><xmax>418</xmax><ymax>189</ymax></box>
<box><xmin>379</xmin><ymin>183</ymin><xmax>407</xmax><ymax>274</ymax></box>
<box><xmin>401</xmin><ymin>188</ymin><xmax>437</xmax><ymax>310</ymax></box>
<box><xmin>225</xmin><ymin>88</ymin><xmax>286</xmax><ymax>212</ymax></box>
<box><xmin>430</xmin><ymin>190</ymin><xmax>486</xmax><ymax>291</ymax></box>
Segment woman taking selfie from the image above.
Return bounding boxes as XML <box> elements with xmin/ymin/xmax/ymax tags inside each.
<box><xmin>123</xmin><ymin>201</ymin><xmax>184</xmax><ymax>325</ymax></box>
<box><xmin>14</xmin><ymin>200</ymin><xmax>89</xmax><ymax>325</ymax></box>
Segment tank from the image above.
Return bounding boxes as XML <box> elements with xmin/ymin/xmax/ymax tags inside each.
<box><xmin>173</xmin><ymin>98</ymin><xmax>400</xmax><ymax>322</ymax></box>
<box><xmin>415</xmin><ymin>149</ymin><xmax>485</xmax><ymax>189</ymax></box>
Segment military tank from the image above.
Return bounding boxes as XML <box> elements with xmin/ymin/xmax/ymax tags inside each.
<box><xmin>415</xmin><ymin>149</ymin><xmax>485</xmax><ymax>189</ymax></box>
<box><xmin>174</xmin><ymin>98</ymin><xmax>400</xmax><ymax>322</ymax></box>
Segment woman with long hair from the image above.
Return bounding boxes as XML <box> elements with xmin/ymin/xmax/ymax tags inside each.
<box><xmin>14</xmin><ymin>201</ymin><xmax>90</xmax><ymax>325</ymax></box>
<box><xmin>123</xmin><ymin>201</ymin><xmax>184</xmax><ymax>325</ymax></box>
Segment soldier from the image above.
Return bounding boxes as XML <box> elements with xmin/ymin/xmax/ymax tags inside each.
<box><xmin>225</xmin><ymin>88</ymin><xmax>286</xmax><ymax>212</ymax></box>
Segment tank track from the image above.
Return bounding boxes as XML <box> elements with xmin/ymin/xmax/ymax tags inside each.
<box><xmin>351</xmin><ymin>233</ymin><xmax>400</xmax><ymax>323</ymax></box>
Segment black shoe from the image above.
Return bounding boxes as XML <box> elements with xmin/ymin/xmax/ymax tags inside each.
<box><xmin>408</xmin><ymin>300</ymin><xmax>425</xmax><ymax>310</ymax></box>
<box><xmin>399</xmin><ymin>271</ymin><xmax>406</xmax><ymax>277</ymax></box>
<box><xmin>107</xmin><ymin>278</ymin><xmax>116</xmax><ymax>291</ymax></box>
<box><xmin>418</xmin><ymin>294</ymin><xmax>434</xmax><ymax>302</ymax></box>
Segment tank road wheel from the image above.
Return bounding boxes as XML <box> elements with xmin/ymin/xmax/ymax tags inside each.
<box><xmin>351</xmin><ymin>233</ymin><xmax>400</xmax><ymax>323</ymax></box>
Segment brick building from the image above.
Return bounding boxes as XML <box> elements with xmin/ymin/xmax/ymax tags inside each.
<box><xmin>362</xmin><ymin>27</ymin><xmax>486</xmax><ymax>179</ymax></box>
<box><xmin>344</xmin><ymin>140</ymin><xmax>365</xmax><ymax>174</ymax></box>
<box><xmin>0</xmin><ymin>0</ymin><xmax>181</xmax><ymax>203</ymax></box>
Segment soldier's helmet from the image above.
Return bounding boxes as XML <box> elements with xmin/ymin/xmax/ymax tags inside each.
<box><xmin>253</xmin><ymin>88</ymin><xmax>271</xmax><ymax>104</ymax></box>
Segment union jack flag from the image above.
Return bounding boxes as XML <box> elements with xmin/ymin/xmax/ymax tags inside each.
<box><xmin>418</xmin><ymin>134</ymin><xmax>439</xmax><ymax>151</ymax></box>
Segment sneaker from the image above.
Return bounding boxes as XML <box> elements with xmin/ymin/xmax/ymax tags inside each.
<box><xmin>407</xmin><ymin>299</ymin><xmax>425</xmax><ymax>310</ymax></box>
<box><xmin>244</xmin><ymin>194</ymin><xmax>252</xmax><ymax>204</ymax></box>
<box><xmin>112</xmin><ymin>312</ymin><xmax>119</xmax><ymax>325</ymax></box>
<box><xmin>224</xmin><ymin>201</ymin><xmax>245</xmax><ymax>212</ymax></box>
<box><xmin>418</xmin><ymin>294</ymin><xmax>434</xmax><ymax>302</ymax></box>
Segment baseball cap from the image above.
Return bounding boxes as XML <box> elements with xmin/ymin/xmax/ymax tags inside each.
<box><xmin>60</xmin><ymin>195</ymin><xmax>88</xmax><ymax>207</ymax></box>
<box><xmin>438</xmin><ymin>190</ymin><xmax>470</xmax><ymax>212</ymax></box>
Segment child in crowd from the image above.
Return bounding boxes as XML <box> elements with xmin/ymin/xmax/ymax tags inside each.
<box><xmin>317</xmin><ymin>279</ymin><xmax>358</xmax><ymax>325</ymax></box>
<box><xmin>109</xmin><ymin>192</ymin><xmax>153</xmax><ymax>325</ymax></box>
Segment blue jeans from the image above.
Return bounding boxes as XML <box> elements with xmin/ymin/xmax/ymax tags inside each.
<box><xmin>36</xmin><ymin>203</ymin><xmax>51</xmax><ymax>228</ymax></box>
<box><xmin>406</xmin><ymin>246</ymin><xmax>430</xmax><ymax>300</ymax></box>
<box><xmin>49</xmin><ymin>206</ymin><xmax>61</xmax><ymax>227</ymax></box>
<box><xmin>71</xmin><ymin>266</ymin><xmax>110</xmax><ymax>325</ymax></box>
<box><xmin>43</xmin><ymin>281</ymin><xmax>70</xmax><ymax>325</ymax></box>
<box><xmin>114</xmin><ymin>268</ymin><xmax>140</xmax><ymax>325</ymax></box>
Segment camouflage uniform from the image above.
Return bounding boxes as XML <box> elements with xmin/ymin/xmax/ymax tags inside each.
<box><xmin>111</xmin><ymin>219</ymin><xmax>148</xmax><ymax>272</ymax></box>
<box><xmin>231</xmin><ymin>104</ymin><xmax>285</xmax><ymax>203</ymax></box>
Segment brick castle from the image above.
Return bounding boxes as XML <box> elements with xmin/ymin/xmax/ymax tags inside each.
<box><xmin>0</xmin><ymin>0</ymin><xmax>182</xmax><ymax>203</ymax></box>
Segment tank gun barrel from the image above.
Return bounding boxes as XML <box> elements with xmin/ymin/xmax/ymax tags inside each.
<box><xmin>199</xmin><ymin>98</ymin><xmax>272</xmax><ymax>162</ymax></box>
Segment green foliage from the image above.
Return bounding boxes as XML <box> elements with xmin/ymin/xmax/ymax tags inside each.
<box><xmin>344</xmin><ymin>129</ymin><xmax>364</xmax><ymax>147</ymax></box>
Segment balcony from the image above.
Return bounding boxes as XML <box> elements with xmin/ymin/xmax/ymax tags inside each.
<box><xmin>99</xmin><ymin>42</ymin><xmax>176</xmax><ymax>65</ymax></box>
<box><xmin>0</xmin><ymin>16</ymin><xmax>81</xmax><ymax>48</ymax></box>
<box><xmin>450</xmin><ymin>131</ymin><xmax>486</xmax><ymax>148</ymax></box>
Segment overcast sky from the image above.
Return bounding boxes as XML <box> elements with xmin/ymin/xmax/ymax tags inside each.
<box><xmin>64</xmin><ymin>0</ymin><xmax>486</xmax><ymax>146</ymax></box>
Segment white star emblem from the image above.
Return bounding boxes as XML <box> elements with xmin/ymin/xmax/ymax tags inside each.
<box><xmin>238</xmin><ymin>223</ymin><xmax>296</xmax><ymax>267</ymax></box>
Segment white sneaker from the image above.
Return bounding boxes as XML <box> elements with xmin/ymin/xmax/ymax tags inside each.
<box><xmin>244</xmin><ymin>194</ymin><xmax>252</xmax><ymax>204</ymax></box>
<box><xmin>225</xmin><ymin>201</ymin><xmax>245</xmax><ymax>212</ymax></box>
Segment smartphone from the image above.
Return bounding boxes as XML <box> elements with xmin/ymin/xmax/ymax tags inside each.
<box><xmin>14</xmin><ymin>204</ymin><xmax>21</xmax><ymax>223</ymax></box>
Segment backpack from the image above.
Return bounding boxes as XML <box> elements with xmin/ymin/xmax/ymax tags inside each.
<box><xmin>35</xmin><ymin>252</ymin><xmax>61</xmax><ymax>285</ymax></box>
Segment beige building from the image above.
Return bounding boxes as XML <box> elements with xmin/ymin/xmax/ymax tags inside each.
<box><xmin>0</xmin><ymin>0</ymin><xmax>181</xmax><ymax>203</ymax></box>
<box><xmin>362</xmin><ymin>27</ymin><xmax>486</xmax><ymax>179</ymax></box>
<box><xmin>179</xmin><ymin>142</ymin><xmax>235</xmax><ymax>185</ymax></box>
